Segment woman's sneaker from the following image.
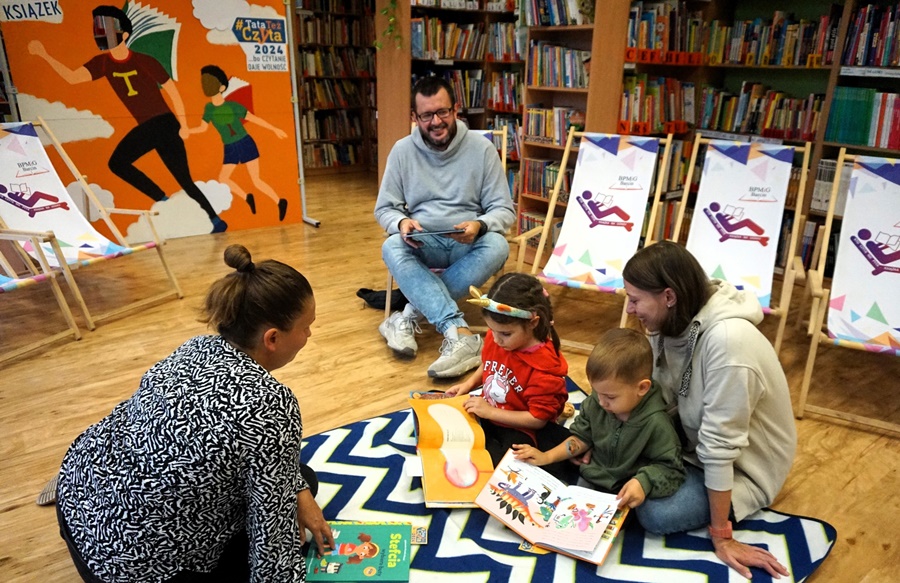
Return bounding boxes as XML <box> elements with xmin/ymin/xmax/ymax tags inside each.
<box><xmin>428</xmin><ymin>334</ymin><xmax>483</xmax><ymax>378</ymax></box>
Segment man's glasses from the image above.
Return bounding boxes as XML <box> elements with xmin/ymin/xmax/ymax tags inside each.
<box><xmin>415</xmin><ymin>108</ymin><xmax>453</xmax><ymax>123</ymax></box>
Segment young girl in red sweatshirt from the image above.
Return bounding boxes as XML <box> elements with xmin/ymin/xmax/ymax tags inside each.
<box><xmin>446</xmin><ymin>273</ymin><xmax>575</xmax><ymax>481</ymax></box>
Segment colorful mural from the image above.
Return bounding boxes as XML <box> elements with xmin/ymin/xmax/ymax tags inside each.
<box><xmin>1</xmin><ymin>0</ymin><xmax>300</xmax><ymax>239</ymax></box>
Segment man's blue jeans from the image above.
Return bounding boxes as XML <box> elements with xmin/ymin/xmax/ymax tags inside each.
<box><xmin>382</xmin><ymin>232</ymin><xmax>508</xmax><ymax>334</ymax></box>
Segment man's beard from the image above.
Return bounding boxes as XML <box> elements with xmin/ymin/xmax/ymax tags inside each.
<box><xmin>419</xmin><ymin>118</ymin><xmax>456</xmax><ymax>150</ymax></box>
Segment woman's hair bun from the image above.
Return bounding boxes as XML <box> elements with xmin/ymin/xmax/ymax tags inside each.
<box><xmin>224</xmin><ymin>244</ymin><xmax>254</xmax><ymax>273</ymax></box>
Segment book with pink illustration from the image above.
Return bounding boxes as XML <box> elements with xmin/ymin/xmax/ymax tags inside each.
<box><xmin>407</xmin><ymin>391</ymin><xmax>494</xmax><ymax>508</ymax></box>
<box><xmin>475</xmin><ymin>449</ymin><xmax>629</xmax><ymax>566</ymax></box>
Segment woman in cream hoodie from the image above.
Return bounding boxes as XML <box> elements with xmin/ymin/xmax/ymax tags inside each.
<box><xmin>622</xmin><ymin>242</ymin><xmax>797</xmax><ymax>580</ymax></box>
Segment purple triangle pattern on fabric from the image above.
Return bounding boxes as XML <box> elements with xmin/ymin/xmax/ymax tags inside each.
<box><xmin>2</xmin><ymin>122</ymin><xmax>39</xmax><ymax>138</ymax></box>
<box><xmin>709</xmin><ymin>142</ymin><xmax>750</xmax><ymax>165</ymax></box>
<box><xmin>626</xmin><ymin>135</ymin><xmax>660</xmax><ymax>154</ymax></box>
<box><xmin>760</xmin><ymin>145</ymin><xmax>795</xmax><ymax>164</ymax></box>
<box><xmin>584</xmin><ymin>134</ymin><xmax>621</xmax><ymax>155</ymax></box>
<box><xmin>857</xmin><ymin>156</ymin><xmax>900</xmax><ymax>187</ymax></box>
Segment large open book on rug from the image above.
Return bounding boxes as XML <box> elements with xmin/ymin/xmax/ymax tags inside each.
<box><xmin>475</xmin><ymin>449</ymin><xmax>628</xmax><ymax>566</ymax></box>
<box><xmin>407</xmin><ymin>392</ymin><xmax>494</xmax><ymax>508</ymax></box>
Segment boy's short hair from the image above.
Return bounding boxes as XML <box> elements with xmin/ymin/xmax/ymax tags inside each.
<box><xmin>586</xmin><ymin>328</ymin><xmax>653</xmax><ymax>385</ymax></box>
<box><xmin>92</xmin><ymin>5</ymin><xmax>133</xmax><ymax>35</ymax></box>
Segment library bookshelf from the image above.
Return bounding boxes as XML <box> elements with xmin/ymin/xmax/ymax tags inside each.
<box><xmin>295</xmin><ymin>0</ymin><xmax>377</xmax><ymax>175</ymax></box>
<box><xmin>618</xmin><ymin>0</ymin><xmax>900</xmax><ymax>282</ymax></box>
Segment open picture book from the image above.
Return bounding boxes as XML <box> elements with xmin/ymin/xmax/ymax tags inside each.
<box><xmin>407</xmin><ymin>391</ymin><xmax>494</xmax><ymax>508</ymax></box>
<box><xmin>475</xmin><ymin>449</ymin><xmax>628</xmax><ymax>566</ymax></box>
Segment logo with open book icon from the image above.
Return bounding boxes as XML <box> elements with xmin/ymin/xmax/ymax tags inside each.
<box><xmin>703</xmin><ymin>201</ymin><xmax>769</xmax><ymax>246</ymax></box>
<box><xmin>576</xmin><ymin>190</ymin><xmax>633</xmax><ymax>231</ymax></box>
<box><xmin>851</xmin><ymin>227</ymin><xmax>900</xmax><ymax>276</ymax></box>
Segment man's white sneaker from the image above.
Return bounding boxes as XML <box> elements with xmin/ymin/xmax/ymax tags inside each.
<box><xmin>379</xmin><ymin>311</ymin><xmax>420</xmax><ymax>357</ymax></box>
<box><xmin>427</xmin><ymin>334</ymin><xmax>483</xmax><ymax>378</ymax></box>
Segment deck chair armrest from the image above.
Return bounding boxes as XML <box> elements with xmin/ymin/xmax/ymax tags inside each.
<box><xmin>806</xmin><ymin>268</ymin><xmax>824</xmax><ymax>298</ymax></box>
<box><xmin>105</xmin><ymin>208</ymin><xmax>159</xmax><ymax>217</ymax></box>
<box><xmin>510</xmin><ymin>226</ymin><xmax>543</xmax><ymax>245</ymax></box>
<box><xmin>0</xmin><ymin>228</ymin><xmax>55</xmax><ymax>242</ymax></box>
<box><xmin>791</xmin><ymin>256</ymin><xmax>807</xmax><ymax>284</ymax></box>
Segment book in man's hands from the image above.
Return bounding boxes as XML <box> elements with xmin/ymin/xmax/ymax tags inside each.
<box><xmin>408</xmin><ymin>391</ymin><xmax>494</xmax><ymax>508</ymax></box>
<box><xmin>475</xmin><ymin>449</ymin><xmax>629</xmax><ymax>566</ymax></box>
<box><xmin>305</xmin><ymin>521</ymin><xmax>411</xmax><ymax>581</ymax></box>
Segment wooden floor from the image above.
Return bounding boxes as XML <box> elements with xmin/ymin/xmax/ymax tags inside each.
<box><xmin>1</xmin><ymin>173</ymin><xmax>898</xmax><ymax>582</ymax></box>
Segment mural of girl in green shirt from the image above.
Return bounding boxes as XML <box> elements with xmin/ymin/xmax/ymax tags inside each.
<box><xmin>189</xmin><ymin>65</ymin><xmax>288</xmax><ymax>220</ymax></box>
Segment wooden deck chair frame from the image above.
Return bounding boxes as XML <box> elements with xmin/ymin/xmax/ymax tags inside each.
<box><xmin>795</xmin><ymin>148</ymin><xmax>900</xmax><ymax>434</ymax></box>
<box><xmin>0</xmin><ymin>228</ymin><xmax>81</xmax><ymax>364</ymax></box>
<box><xmin>521</xmin><ymin>128</ymin><xmax>673</xmax><ymax>353</ymax></box>
<box><xmin>384</xmin><ymin>125</ymin><xmax>512</xmax><ymax>320</ymax></box>
<box><xmin>0</xmin><ymin>118</ymin><xmax>182</xmax><ymax>329</ymax></box>
<box><xmin>673</xmin><ymin>133</ymin><xmax>811</xmax><ymax>356</ymax></box>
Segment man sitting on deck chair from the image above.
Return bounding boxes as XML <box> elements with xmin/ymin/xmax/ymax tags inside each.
<box><xmin>374</xmin><ymin>76</ymin><xmax>514</xmax><ymax>378</ymax></box>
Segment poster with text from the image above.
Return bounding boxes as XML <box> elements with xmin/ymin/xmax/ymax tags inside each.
<box><xmin>1</xmin><ymin>0</ymin><xmax>300</xmax><ymax>239</ymax></box>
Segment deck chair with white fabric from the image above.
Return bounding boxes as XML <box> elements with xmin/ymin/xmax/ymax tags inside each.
<box><xmin>796</xmin><ymin>149</ymin><xmax>900</xmax><ymax>434</ymax></box>
<box><xmin>523</xmin><ymin>129</ymin><xmax>673</xmax><ymax>353</ymax></box>
<box><xmin>384</xmin><ymin>125</ymin><xmax>511</xmax><ymax>320</ymax></box>
<box><xmin>672</xmin><ymin>135</ymin><xmax>811</xmax><ymax>356</ymax></box>
<box><xmin>0</xmin><ymin>228</ymin><xmax>81</xmax><ymax>364</ymax></box>
<box><xmin>0</xmin><ymin>120</ymin><xmax>182</xmax><ymax>330</ymax></box>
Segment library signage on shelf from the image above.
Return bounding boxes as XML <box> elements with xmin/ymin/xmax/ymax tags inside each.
<box><xmin>232</xmin><ymin>17</ymin><xmax>287</xmax><ymax>72</ymax></box>
<box><xmin>840</xmin><ymin>66</ymin><xmax>900</xmax><ymax>79</ymax></box>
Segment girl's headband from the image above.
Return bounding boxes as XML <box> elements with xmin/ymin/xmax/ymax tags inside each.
<box><xmin>466</xmin><ymin>285</ymin><xmax>534</xmax><ymax>319</ymax></box>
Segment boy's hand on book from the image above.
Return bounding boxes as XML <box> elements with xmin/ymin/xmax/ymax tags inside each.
<box><xmin>616</xmin><ymin>478</ymin><xmax>646</xmax><ymax>509</ymax></box>
<box><xmin>511</xmin><ymin>443</ymin><xmax>546</xmax><ymax>465</ymax></box>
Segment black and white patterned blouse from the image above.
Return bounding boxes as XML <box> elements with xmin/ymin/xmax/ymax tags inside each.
<box><xmin>57</xmin><ymin>335</ymin><xmax>308</xmax><ymax>582</ymax></box>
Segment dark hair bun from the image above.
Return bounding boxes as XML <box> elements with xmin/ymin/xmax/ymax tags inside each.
<box><xmin>224</xmin><ymin>244</ymin><xmax>254</xmax><ymax>273</ymax></box>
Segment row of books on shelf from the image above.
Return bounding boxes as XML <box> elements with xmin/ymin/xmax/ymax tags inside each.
<box><xmin>522</xmin><ymin>0</ymin><xmax>586</xmax><ymax>27</ymax></box>
<box><xmin>518</xmin><ymin>211</ymin><xmax>563</xmax><ymax>247</ymax></box>
<box><xmin>411</xmin><ymin>18</ymin><xmax>488</xmax><ymax>61</ymax></box>
<box><xmin>302</xmin><ymin>142</ymin><xmax>372</xmax><ymax>168</ymax></box>
<box><xmin>300</xmin><ymin>109</ymin><xmax>365</xmax><ymax>142</ymax></box>
<box><xmin>295</xmin><ymin>0</ymin><xmax>368</xmax><ymax>13</ymax></box>
<box><xmin>523</xmin><ymin>106</ymin><xmax>584</xmax><ymax>146</ymax></box>
<box><xmin>842</xmin><ymin>3</ymin><xmax>900</xmax><ymax>67</ymax></box>
<box><xmin>627</xmin><ymin>3</ymin><xmax>842</xmax><ymax>67</ymax></box>
<box><xmin>797</xmin><ymin>217</ymin><xmax>841</xmax><ymax>277</ymax></box>
<box><xmin>825</xmin><ymin>87</ymin><xmax>900</xmax><ymax>149</ymax></box>
<box><xmin>486</xmin><ymin>21</ymin><xmax>523</xmax><ymax>62</ymax></box>
<box><xmin>299</xmin><ymin>47</ymin><xmax>375</xmax><ymax>78</ymax></box>
<box><xmin>296</xmin><ymin>12</ymin><xmax>372</xmax><ymax>46</ymax></box>
<box><xmin>300</xmin><ymin>78</ymin><xmax>365</xmax><ymax>109</ymax></box>
<box><xmin>526</xmin><ymin>41</ymin><xmax>590</xmax><ymax>88</ymax></box>
<box><xmin>697</xmin><ymin>85</ymin><xmax>822</xmax><ymax>141</ymax></box>
<box><xmin>446</xmin><ymin>69</ymin><xmax>485</xmax><ymax>110</ymax></box>
<box><xmin>486</xmin><ymin>70</ymin><xmax>523</xmax><ymax>113</ymax></box>
<box><xmin>487</xmin><ymin>114</ymin><xmax>522</xmax><ymax>161</ymax></box>
<box><xmin>521</xmin><ymin>157</ymin><xmax>572</xmax><ymax>201</ymax></box>
<box><xmin>620</xmin><ymin>75</ymin><xmax>695</xmax><ymax>135</ymax></box>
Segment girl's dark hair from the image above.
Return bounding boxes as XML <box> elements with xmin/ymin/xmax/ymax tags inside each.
<box><xmin>411</xmin><ymin>75</ymin><xmax>456</xmax><ymax>108</ymax></box>
<box><xmin>482</xmin><ymin>273</ymin><xmax>560</xmax><ymax>352</ymax></box>
<box><xmin>201</xmin><ymin>65</ymin><xmax>228</xmax><ymax>89</ymax></box>
<box><xmin>622</xmin><ymin>241</ymin><xmax>712</xmax><ymax>337</ymax></box>
<box><xmin>92</xmin><ymin>6</ymin><xmax>132</xmax><ymax>35</ymax></box>
<box><xmin>202</xmin><ymin>245</ymin><xmax>313</xmax><ymax>350</ymax></box>
<box><xmin>586</xmin><ymin>328</ymin><xmax>653</xmax><ymax>385</ymax></box>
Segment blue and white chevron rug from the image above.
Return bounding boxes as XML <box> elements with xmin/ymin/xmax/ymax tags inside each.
<box><xmin>300</xmin><ymin>379</ymin><xmax>836</xmax><ymax>582</ymax></box>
